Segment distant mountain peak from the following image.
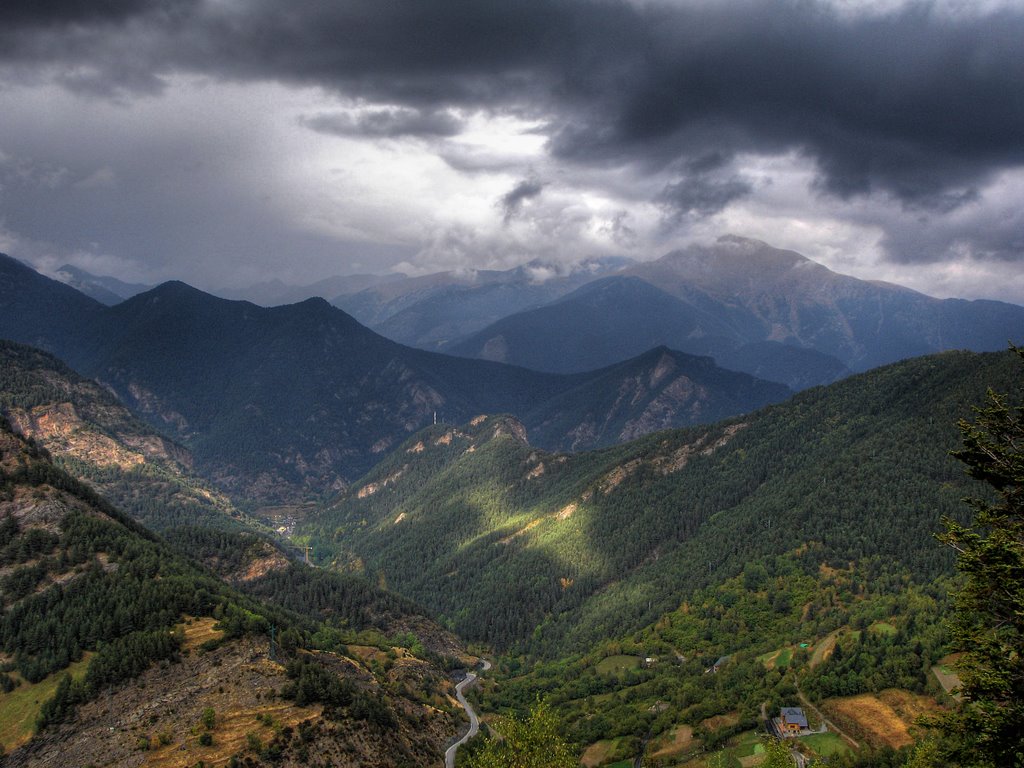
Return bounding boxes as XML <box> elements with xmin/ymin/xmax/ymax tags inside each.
<box><xmin>292</xmin><ymin>295</ymin><xmax>333</xmax><ymax>309</ymax></box>
<box><xmin>129</xmin><ymin>279</ymin><xmax>221</xmax><ymax>307</ymax></box>
<box><xmin>658</xmin><ymin>236</ymin><xmax>813</xmax><ymax>278</ymax></box>
<box><xmin>50</xmin><ymin>263</ymin><xmax>151</xmax><ymax>305</ymax></box>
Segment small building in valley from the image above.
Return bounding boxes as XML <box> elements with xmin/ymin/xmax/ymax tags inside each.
<box><xmin>705</xmin><ymin>654</ymin><xmax>731</xmax><ymax>674</ymax></box>
<box><xmin>780</xmin><ymin>707</ymin><xmax>808</xmax><ymax>734</ymax></box>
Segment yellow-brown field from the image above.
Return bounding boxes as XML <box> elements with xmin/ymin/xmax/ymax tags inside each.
<box><xmin>701</xmin><ymin>711</ymin><xmax>740</xmax><ymax>731</ymax></box>
<box><xmin>581</xmin><ymin>738</ymin><xmax>619</xmax><ymax>767</ymax></box>
<box><xmin>823</xmin><ymin>689</ymin><xmax>941</xmax><ymax>750</ymax></box>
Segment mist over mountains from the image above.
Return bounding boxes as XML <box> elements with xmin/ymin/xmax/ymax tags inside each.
<box><xmin>444</xmin><ymin>237</ymin><xmax>1024</xmax><ymax>388</ymax></box>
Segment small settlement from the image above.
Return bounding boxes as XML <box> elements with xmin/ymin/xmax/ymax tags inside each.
<box><xmin>780</xmin><ymin>706</ymin><xmax>809</xmax><ymax>736</ymax></box>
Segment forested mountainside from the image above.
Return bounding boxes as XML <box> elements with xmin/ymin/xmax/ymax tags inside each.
<box><xmin>0</xmin><ymin>254</ymin><xmax>791</xmax><ymax>503</ymax></box>
<box><xmin>481</xmin><ymin>552</ymin><xmax>954</xmax><ymax>766</ymax></box>
<box><xmin>302</xmin><ymin>349</ymin><xmax>1015</xmax><ymax>654</ymax></box>
<box><xmin>468</xmin><ymin>349</ymin><xmax>1024</xmax><ymax>768</ymax></box>
<box><xmin>445</xmin><ymin>237</ymin><xmax>1024</xmax><ymax>388</ymax></box>
<box><xmin>0</xmin><ymin>339</ymin><xmax>250</xmax><ymax>531</ymax></box>
<box><xmin>0</xmin><ymin>418</ymin><xmax>469</xmax><ymax>766</ymax></box>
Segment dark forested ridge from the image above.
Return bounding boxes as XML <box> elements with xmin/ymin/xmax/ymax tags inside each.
<box><xmin>304</xmin><ymin>350</ymin><xmax>1016</xmax><ymax>654</ymax></box>
<box><xmin>0</xmin><ymin>256</ymin><xmax>792</xmax><ymax>503</ymax></box>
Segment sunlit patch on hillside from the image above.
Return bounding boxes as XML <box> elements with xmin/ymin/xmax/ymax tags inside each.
<box><xmin>178</xmin><ymin>616</ymin><xmax>225</xmax><ymax>652</ymax></box>
<box><xmin>0</xmin><ymin>654</ymin><xmax>93</xmax><ymax>752</ymax></box>
<box><xmin>822</xmin><ymin>689</ymin><xmax>940</xmax><ymax>750</ymax></box>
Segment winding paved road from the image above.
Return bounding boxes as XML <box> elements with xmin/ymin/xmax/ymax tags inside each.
<box><xmin>445</xmin><ymin>659</ymin><xmax>491</xmax><ymax>768</ymax></box>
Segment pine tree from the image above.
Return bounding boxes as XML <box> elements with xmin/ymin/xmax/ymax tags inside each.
<box><xmin>936</xmin><ymin>347</ymin><xmax>1024</xmax><ymax>767</ymax></box>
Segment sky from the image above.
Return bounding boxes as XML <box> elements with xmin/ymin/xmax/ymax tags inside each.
<box><xmin>1</xmin><ymin>0</ymin><xmax>1023</xmax><ymax>302</ymax></box>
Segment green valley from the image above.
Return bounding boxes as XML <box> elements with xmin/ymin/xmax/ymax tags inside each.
<box><xmin>303</xmin><ymin>350</ymin><xmax>1014</xmax><ymax>652</ymax></box>
<box><xmin>295</xmin><ymin>348</ymin><xmax>1024</xmax><ymax>766</ymax></box>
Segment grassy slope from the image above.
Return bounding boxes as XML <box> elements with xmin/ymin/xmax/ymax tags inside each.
<box><xmin>0</xmin><ymin>656</ymin><xmax>92</xmax><ymax>752</ymax></box>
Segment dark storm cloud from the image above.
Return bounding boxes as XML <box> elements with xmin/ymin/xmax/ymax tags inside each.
<box><xmin>0</xmin><ymin>0</ymin><xmax>183</xmax><ymax>26</ymax></box>
<box><xmin>499</xmin><ymin>179</ymin><xmax>546</xmax><ymax>224</ymax></box>
<box><xmin>2</xmin><ymin>0</ymin><xmax>1024</xmax><ymax>262</ymax></box>
<box><xmin>882</xmin><ymin>202</ymin><xmax>1024</xmax><ymax>265</ymax></box>
<box><xmin>658</xmin><ymin>175</ymin><xmax>753</xmax><ymax>221</ymax></box>
<box><xmin>546</xmin><ymin>2</ymin><xmax>1024</xmax><ymax>214</ymax></box>
<box><xmin>302</xmin><ymin>108</ymin><xmax>463</xmax><ymax>139</ymax></box>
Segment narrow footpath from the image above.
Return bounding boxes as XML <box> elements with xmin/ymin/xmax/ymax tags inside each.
<box><xmin>445</xmin><ymin>659</ymin><xmax>492</xmax><ymax>768</ymax></box>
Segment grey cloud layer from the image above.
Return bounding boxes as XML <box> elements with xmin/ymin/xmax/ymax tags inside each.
<box><xmin>500</xmin><ymin>179</ymin><xmax>546</xmax><ymax>223</ymax></box>
<box><xmin>2</xmin><ymin>0</ymin><xmax>1023</xmax><ymax>266</ymax></box>
<box><xmin>302</xmin><ymin>108</ymin><xmax>464</xmax><ymax>139</ymax></box>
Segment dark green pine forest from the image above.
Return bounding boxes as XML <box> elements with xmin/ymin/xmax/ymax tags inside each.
<box><xmin>303</xmin><ymin>350</ymin><xmax>1015</xmax><ymax>655</ymax></box>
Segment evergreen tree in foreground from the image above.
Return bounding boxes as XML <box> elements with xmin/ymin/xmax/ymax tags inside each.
<box><xmin>937</xmin><ymin>347</ymin><xmax>1024</xmax><ymax>767</ymax></box>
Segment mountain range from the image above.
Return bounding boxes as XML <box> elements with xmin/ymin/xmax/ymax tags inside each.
<box><xmin>3</xmin><ymin>233</ymin><xmax>1024</xmax><ymax>766</ymax></box>
<box><xmin>332</xmin><ymin>256</ymin><xmax>633</xmax><ymax>347</ymax></box>
<box><xmin>0</xmin><ymin>253</ymin><xmax>789</xmax><ymax>502</ymax></box>
<box><xmin>52</xmin><ymin>264</ymin><xmax>150</xmax><ymax>306</ymax></box>
<box><xmin>38</xmin><ymin>237</ymin><xmax>1024</xmax><ymax>395</ymax></box>
<box><xmin>444</xmin><ymin>237</ymin><xmax>1024</xmax><ymax>388</ymax></box>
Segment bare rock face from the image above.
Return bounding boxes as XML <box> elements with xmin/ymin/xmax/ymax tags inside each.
<box><xmin>0</xmin><ymin>342</ymin><xmax>244</xmax><ymax>531</ymax></box>
<box><xmin>9</xmin><ymin>403</ymin><xmax>150</xmax><ymax>471</ymax></box>
<box><xmin>492</xmin><ymin>416</ymin><xmax>529</xmax><ymax>443</ymax></box>
<box><xmin>619</xmin><ymin>375</ymin><xmax>708</xmax><ymax>442</ymax></box>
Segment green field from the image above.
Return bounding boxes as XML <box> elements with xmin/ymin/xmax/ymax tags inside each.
<box><xmin>799</xmin><ymin>731</ymin><xmax>850</xmax><ymax>758</ymax></box>
<box><xmin>0</xmin><ymin>655</ymin><xmax>92</xmax><ymax>751</ymax></box>
<box><xmin>870</xmin><ymin>621</ymin><xmax>898</xmax><ymax>636</ymax></box>
<box><xmin>596</xmin><ymin>655</ymin><xmax>641</xmax><ymax>675</ymax></box>
<box><xmin>705</xmin><ymin>729</ymin><xmax>764</xmax><ymax>768</ymax></box>
<box><xmin>758</xmin><ymin>646</ymin><xmax>794</xmax><ymax>669</ymax></box>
